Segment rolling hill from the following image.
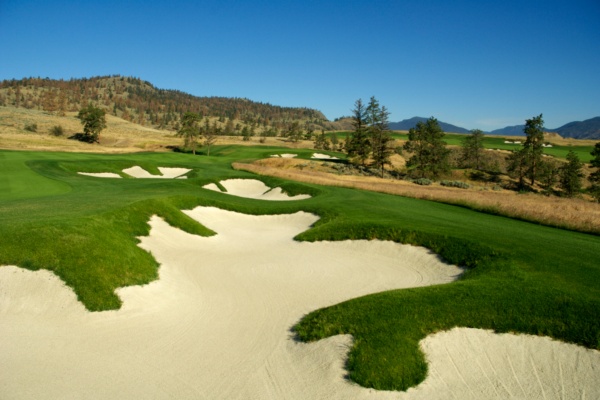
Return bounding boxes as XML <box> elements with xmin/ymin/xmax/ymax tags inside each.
<box><xmin>0</xmin><ymin>76</ymin><xmax>337</xmax><ymax>132</ymax></box>
<box><xmin>490</xmin><ymin>117</ymin><xmax>600</xmax><ymax>139</ymax></box>
<box><xmin>388</xmin><ymin>117</ymin><xmax>471</xmax><ymax>134</ymax></box>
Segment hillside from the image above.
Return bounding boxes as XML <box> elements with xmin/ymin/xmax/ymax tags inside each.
<box><xmin>490</xmin><ymin>117</ymin><xmax>600</xmax><ymax>139</ymax></box>
<box><xmin>388</xmin><ymin>117</ymin><xmax>471</xmax><ymax>133</ymax></box>
<box><xmin>551</xmin><ymin>117</ymin><xmax>600</xmax><ymax>139</ymax></box>
<box><xmin>0</xmin><ymin>76</ymin><xmax>339</xmax><ymax>133</ymax></box>
<box><xmin>490</xmin><ymin>125</ymin><xmax>526</xmax><ymax>136</ymax></box>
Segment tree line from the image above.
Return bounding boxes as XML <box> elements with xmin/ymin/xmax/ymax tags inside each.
<box><xmin>343</xmin><ymin>100</ymin><xmax>599</xmax><ymax>201</ymax></box>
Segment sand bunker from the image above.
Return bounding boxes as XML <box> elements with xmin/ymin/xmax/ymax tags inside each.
<box><xmin>1</xmin><ymin>207</ymin><xmax>598</xmax><ymax>399</ymax></box>
<box><xmin>122</xmin><ymin>166</ymin><xmax>190</xmax><ymax>179</ymax></box>
<box><xmin>78</xmin><ymin>172</ymin><xmax>122</xmax><ymax>178</ymax></box>
<box><xmin>312</xmin><ymin>153</ymin><xmax>339</xmax><ymax>160</ymax></box>
<box><xmin>270</xmin><ymin>153</ymin><xmax>297</xmax><ymax>158</ymax></box>
<box><xmin>78</xmin><ymin>166</ymin><xmax>190</xmax><ymax>179</ymax></box>
<box><xmin>203</xmin><ymin>178</ymin><xmax>311</xmax><ymax>200</ymax></box>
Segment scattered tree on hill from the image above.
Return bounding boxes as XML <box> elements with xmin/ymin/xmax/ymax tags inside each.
<box><xmin>522</xmin><ymin>114</ymin><xmax>545</xmax><ymax>186</ymax></box>
<box><xmin>285</xmin><ymin>121</ymin><xmax>303</xmax><ymax>143</ymax></box>
<box><xmin>304</xmin><ymin>121</ymin><xmax>315</xmax><ymax>141</ymax></box>
<box><xmin>314</xmin><ymin>131</ymin><xmax>331</xmax><ymax>150</ymax></box>
<box><xmin>202</xmin><ymin>125</ymin><xmax>217</xmax><ymax>156</ymax></box>
<box><xmin>559</xmin><ymin>150</ymin><xmax>584</xmax><ymax>197</ymax></box>
<box><xmin>461</xmin><ymin>129</ymin><xmax>485</xmax><ymax>170</ymax></box>
<box><xmin>177</xmin><ymin>112</ymin><xmax>201</xmax><ymax>154</ymax></box>
<box><xmin>403</xmin><ymin>117</ymin><xmax>450</xmax><ymax>179</ymax></box>
<box><xmin>537</xmin><ymin>159</ymin><xmax>559</xmax><ymax>195</ymax></box>
<box><xmin>347</xmin><ymin>99</ymin><xmax>371</xmax><ymax>166</ymax></box>
<box><xmin>506</xmin><ymin>149</ymin><xmax>528</xmax><ymax>190</ymax></box>
<box><xmin>366</xmin><ymin>97</ymin><xmax>393</xmax><ymax>178</ymax></box>
<box><xmin>223</xmin><ymin>118</ymin><xmax>235</xmax><ymax>135</ymax></box>
<box><xmin>330</xmin><ymin>132</ymin><xmax>340</xmax><ymax>151</ymax></box>
<box><xmin>76</xmin><ymin>103</ymin><xmax>106</xmax><ymax>143</ymax></box>
<box><xmin>589</xmin><ymin>142</ymin><xmax>600</xmax><ymax>202</ymax></box>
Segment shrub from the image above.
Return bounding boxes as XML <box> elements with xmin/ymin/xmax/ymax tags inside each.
<box><xmin>413</xmin><ymin>178</ymin><xmax>432</xmax><ymax>186</ymax></box>
<box><xmin>50</xmin><ymin>125</ymin><xmax>64</xmax><ymax>136</ymax></box>
<box><xmin>24</xmin><ymin>123</ymin><xmax>37</xmax><ymax>132</ymax></box>
<box><xmin>440</xmin><ymin>180</ymin><xmax>470</xmax><ymax>189</ymax></box>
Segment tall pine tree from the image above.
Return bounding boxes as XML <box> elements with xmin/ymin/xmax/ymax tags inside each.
<box><xmin>347</xmin><ymin>99</ymin><xmax>371</xmax><ymax>166</ymax></box>
<box><xmin>403</xmin><ymin>117</ymin><xmax>450</xmax><ymax>179</ymax></box>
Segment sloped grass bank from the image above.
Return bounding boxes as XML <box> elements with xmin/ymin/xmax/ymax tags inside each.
<box><xmin>1</xmin><ymin>147</ymin><xmax>599</xmax><ymax>391</ymax></box>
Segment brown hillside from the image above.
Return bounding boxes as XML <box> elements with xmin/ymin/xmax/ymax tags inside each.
<box><xmin>0</xmin><ymin>76</ymin><xmax>344</xmax><ymax>134</ymax></box>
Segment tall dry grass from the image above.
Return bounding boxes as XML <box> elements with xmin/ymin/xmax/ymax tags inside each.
<box><xmin>233</xmin><ymin>158</ymin><xmax>600</xmax><ymax>235</ymax></box>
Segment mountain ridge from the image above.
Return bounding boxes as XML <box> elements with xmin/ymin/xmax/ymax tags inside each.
<box><xmin>490</xmin><ymin>117</ymin><xmax>600</xmax><ymax>139</ymax></box>
<box><xmin>388</xmin><ymin>117</ymin><xmax>471</xmax><ymax>134</ymax></box>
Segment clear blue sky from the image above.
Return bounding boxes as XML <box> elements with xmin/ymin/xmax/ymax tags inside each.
<box><xmin>1</xmin><ymin>0</ymin><xmax>598</xmax><ymax>130</ymax></box>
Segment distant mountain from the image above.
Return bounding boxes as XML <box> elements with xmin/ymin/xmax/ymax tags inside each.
<box><xmin>388</xmin><ymin>117</ymin><xmax>471</xmax><ymax>134</ymax></box>
<box><xmin>489</xmin><ymin>125</ymin><xmax>526</xmax><ymax>136</ymax></box>
<box><xmin>489</xmin><ymin>117</ymin><xmax>600</xmax><ymax>139</ymax></box>
<box><xmin>552</xmin><ymin>117</ymin><xmax>600</xmax><ymax>140</ymax></box>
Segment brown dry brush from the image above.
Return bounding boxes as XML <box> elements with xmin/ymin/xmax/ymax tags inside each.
<box><xmin>233</xmin><ymin>159</ymin><xmax>600</xmax><ymax>235</ymax></box>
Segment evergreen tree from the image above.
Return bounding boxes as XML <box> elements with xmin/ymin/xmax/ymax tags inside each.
<box><xmin>330</xmin><ymin>132</ymin><xmax>339</xmax><ymax>151</ymax></box>
<box><xmin>285</xmin><ymin>121</ymin><xmax>302</xmax><ymax>143</ymax></box>
<box><xmin>368</xmin><ymin>99</ymin><xmax>393</xmax><ymax>178</ymax></box>
<box><xmin>589</xmin><ymin>142</ymin><xmax>600</xmax><ymax>202</ymax></box>
<box><xmin>203</xmin><ymin>127</ymin><xmax>217</xmax><ymax>156</ymax></box>
<box><xmin>241</xmin><ymin>126</ymin><xmax>251</xmax><ymax>141</ymax></box>
<box><xmin>559</xmin><ymin>150</ymin><xmax>583</xmax><ymax>197</ymax></box>
<box><xmin>461</xmin><ymin>129</ymin><xmax>485</xmax><ymax>170</ymax></box>
<box><xmin>314</xmin><ymin>131</ymin><xmax>328</xmax><ymax>150</ymax></box>
<box><xmin>347</xmin><ymin>99</ymin><xmax>371</xmax><ymax>166</ymax></box>
<box><xmin>177</xmin><ymin>112</ymin><xmax>201</xmax><ymax>154</ymax></box>
<box><xmin>506</xmin><ymin>149</ymin><xmax>529</xmax><ymax>190</ymax></box>
<box><xmin>522</xmin><ymin>114</ymin><xmax>545</xmax><ymax>186</ymax></box>
<box><xmin>403</xmin><ymin>117</ymin><xmax>450</xmax><ymax>179</ymax></box>
<box><xmin>537</xmin><ymin>159</ymin><xmax>559</xmax><ymax>195</ymax></box>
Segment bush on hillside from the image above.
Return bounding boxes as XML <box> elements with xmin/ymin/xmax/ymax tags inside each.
<box><xmin>24</xmin><ymin>123</ymin><xmax>37</xmax><ymax>132</ymax></box>
<box><xmin>413</xmin><ymin>178</ymin><xmax>432</xmax><ymax>186</ymax></box>
<box><xmin>440</xmin><ymin>180</ymin><xmax>470</xmax><ymax>189</ymax></box>
<box><xmin>50</xmin><ymin>125</ymin><xmax>64</xmax><ymax>136</ymax></box>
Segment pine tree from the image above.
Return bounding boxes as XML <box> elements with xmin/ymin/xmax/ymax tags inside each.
<box><xmin>404</xmin><ymin>117</ymin><xmax>450</xmax><ymax>179</ymax></box>
<box><xmin>559</xmin><ymin>150</ymin><xmax>583</xmax><ymax>197</ymax></box>
<box><xmin>367</xmin><ymin>99</ymin><xmax>393</xmax><ymax>178</ymax></box>
<box><xmin>347</xmin><ymin>99</ymin><xmax>371</xmax><ymax>166</ymax></box>
<box><xmin>177</xmin><ymin>112</ymin><xmax>201</xmax><ymax>154</ymax></box>
<box><xmin>506</xmin><ymin>149</ymin><xmax>528</xmax><ymax>190</ymax></box>
<box><xmin>589</xmin><ymin>143</ymin><xmax>600</xmax><ymax>202</ymax></box>
<box><xmin>461</xmin><ymin>129</ymin><xmax>485</xmax><ymax>170</ymax></box>
<box><xmin>522</xmin><ymin>114</ymin><xmax>545</xmax><ymax>186</ymax></box>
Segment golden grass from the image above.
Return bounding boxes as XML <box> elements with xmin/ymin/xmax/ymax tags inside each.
<box><xmin>233</xmin><ymin>158</ymin><xmax>600</xmax><ymax>235</ymax></box>
<box><xmin>0</xmin><ymin>106</ymin><xmax>321</xmax><ymax>153</ymax></box>
<box><xmin>0</xmin><ymin>106</ymin><xmax>179</xmax><ymax>153</ymax></box>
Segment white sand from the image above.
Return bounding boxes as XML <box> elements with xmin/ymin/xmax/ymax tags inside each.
<box><xmin>1</xmin><ymin>207</ymin><xmax>598</xmax><ymax>399</ymax></box>
<box><xmin>79</xmin><ymin>166</ymin><xmax>190</xmax><ymax>179</ymax></box>
<box><xmin>123</xmin><ymin>166</ymin><xmax>191</xmax><ymax>179</ymax></box>
<box><xmin>312</xmin><ymin>153</ymin><xmax>339</xmax><ymax>160</ymax></box>
<box><xmin>203</xmin><ymin>178</ymin><xmax>311</xmax><ymax>200</ymax></box>
<box><xmin>78</xmin><ymin>172</ymin><xmax>122</xmax><ymax>178</ymax></box>
<box><xmin>270</xmin><ymin>153</ymin><xmax>298</xmax><ymax>158</ymax></box>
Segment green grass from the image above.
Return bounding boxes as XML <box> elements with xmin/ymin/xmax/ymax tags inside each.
<box><xmin>1</xmin><ymin>146</ymin><xmax>599</xmax><ymax>390</ymax></box>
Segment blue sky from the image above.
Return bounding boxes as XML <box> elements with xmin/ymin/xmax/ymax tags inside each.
<box><xmin>1</xmin><ymin>0</ymin><xmax>598</xmax><ymax>130</ymax></box>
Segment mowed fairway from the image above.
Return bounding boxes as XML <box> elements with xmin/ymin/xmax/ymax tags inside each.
<box><xmin>1</xmin><ymin>147</ymin><xmax>599</xmax><ymax>398</ymax></box>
